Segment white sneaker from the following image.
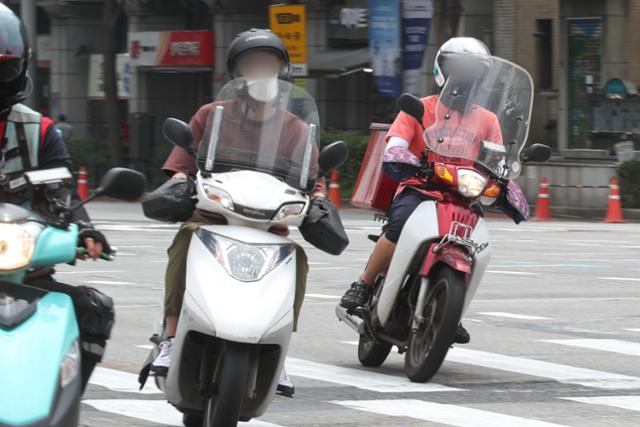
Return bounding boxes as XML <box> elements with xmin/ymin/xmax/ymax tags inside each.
<box><xmin>276</xmin><ymin>366</ymin><xmax>294</xmax><ymax>397</ymax></box>
<box><xmin>150</xmin><ymin>338</ymin><xmax>173</xmax><ymax>376</ymax></box>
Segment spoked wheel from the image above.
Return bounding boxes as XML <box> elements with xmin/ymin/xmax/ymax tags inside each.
<box><xmin>405</xmin><ymin>267</ymin><xmax>465</xmax><ymax>382</ymax></box>
<box><xmin>358</xmin><ymin>333</ymin><xmax>392</xmax><ymax>367</ymax></box>
<box><xmin>204</xmin><ymin>342</ymin><xmax>251</xmax><ymax>427</ymax></box>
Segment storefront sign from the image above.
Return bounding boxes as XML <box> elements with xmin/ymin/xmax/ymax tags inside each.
<box><xmin>402</xmin><ymin>0</ymin><xmax>432</xmax><ymax>95</ymax></box>
<box><xmin>88</xmin><ymin>53</ymin><xmax>131</xmax><ymax>100</ymax></box>
<box><xmin>269</xmin><ymin>4</ymin><xmax>308</xmax><ymax>76</ymax></box>
<box><xmin>128</xmin><ymin>31</ymin><xmax>214</xmax><ymax>67</ymax></box>
<box><xmin>368</xmin><ymin>0</ymin><xmax>401</xmax><ymax>98</ymax></box>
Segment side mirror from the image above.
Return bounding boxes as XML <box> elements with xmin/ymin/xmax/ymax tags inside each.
<box><xmin>319</xmin><ymin>141</ymin><xmax>349</xmax><ymax>176</ymax></box>
<box><xmin>397</xmin><ymin>93</ymin><xmax>424</xmax><ymax>126</ymax></box>
<box><xmin>522</xmin><ymin>143</ymin><xmax>552</xmax><ymax>163</ymax></box>
<box><xmin>94</xmin><ymin>167</ymin><xmax>147</xmax><ymax>202</ymax></box>
<box><xmin>163</xmin><ymin>118</ymin><xmax>195</xmax><ymax>155</ymax></box>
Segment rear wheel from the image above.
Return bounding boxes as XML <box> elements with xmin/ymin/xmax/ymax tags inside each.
<box><xmin>183</xmin><ymin>413</ymin><xmax>204</xmax><ymax>427</ymax></box>
<box><xmin>358</xmin><ymin>334</ymin><xmax>392</xmax><ymax>367</ymax></box>
<box><xmin>404</xmin><ymin>267</ymin><xmax>465</xmax><ymax>382</ymax></box>
<box><xmin>204</xmin><ymin>342</ymin><xmax>250</xmax><ymax>427</ymax></box>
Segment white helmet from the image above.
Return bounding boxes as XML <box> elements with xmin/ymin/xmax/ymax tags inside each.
<box><xmin>433</xmin><ymin>37</ymin><xmax>491</xmax><ymax>87</ymax></box>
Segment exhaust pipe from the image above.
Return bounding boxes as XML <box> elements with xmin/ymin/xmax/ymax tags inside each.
<box><xmin>335</xmin><ymin>305</ymin><xmax>365</xmax><ymax>335</ymax></box>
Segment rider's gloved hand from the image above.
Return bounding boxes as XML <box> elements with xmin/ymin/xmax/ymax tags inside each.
<box><xmin>77</xmin><ymin>221</ymin><xmax>111</xmax><ymax>260</ymax></box>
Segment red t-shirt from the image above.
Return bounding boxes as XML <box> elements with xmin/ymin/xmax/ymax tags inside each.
<box><xmin>385</xmin><ymin>95</ymin><xmax>502</xmax><ymax>197</ymax></box>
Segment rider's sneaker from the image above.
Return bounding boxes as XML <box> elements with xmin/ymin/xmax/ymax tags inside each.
<box><xmin>340</xmin><ymin>281</ymin><xmax>372</xmax><ymax>312</ymax></box>
<box><xmin>150</xmin><ymin>337</ymin><xmax>174</xmax><ymax>376</ymax></box>
<box><xmin>454</xmin><ymin>323</ymin><xmax>470</xmax><ymax>344</ymax></box>
<box><xmin>276</xmin><ymin>367</ymin><xmax>295</xmax><ymax>397</ymax></box>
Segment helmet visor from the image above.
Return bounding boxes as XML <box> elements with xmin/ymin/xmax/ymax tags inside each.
<box><xmin>0</xmin><ymin>10</ymin><xmax>27</xmax><ymax>83</ymax></box>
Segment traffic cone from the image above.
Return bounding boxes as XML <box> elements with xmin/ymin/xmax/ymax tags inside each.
<box><xmin>605</xmin><ymin>178</ymin><xmax>624</xmax><ymax>223</ymax></box>
<box><xmin>77</xmin><ymin>166</ymin><xmax>89</xmax><ymax>201</ymax></box>
<box><xmin>328</xmin><ymin>170</ymin><xmax>344</xmax><ymax>208</ymax></box>
<box><xmin>534</xmin><ymin>177</ymin><xmax>551</xmax><ymax>220</ymax></box>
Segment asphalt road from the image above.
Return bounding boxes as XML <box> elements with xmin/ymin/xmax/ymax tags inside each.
<box><xmin>70</xmin><ymin>201</ymin><xmax>640</xmax><ymax>427</ymax></box>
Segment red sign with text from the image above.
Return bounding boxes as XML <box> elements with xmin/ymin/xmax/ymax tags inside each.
<box><xmin>129</xmin><ymin>30</ymin><xmax>214</xmax><ymax>67</ymax></box>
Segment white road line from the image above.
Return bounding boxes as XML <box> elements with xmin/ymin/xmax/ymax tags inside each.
<box><xmin>89</xmin><ymin>367</ymin><xmax>160</xmax><ymax>394</ymax></box>
<box><xmin>135</xmin><ymin>344</ymin><xmax>154</xmax><ymax>350</ymax></box>
<box><xmin>83</xmin><ymin>399</ymin><xmax>281</xmax><ymax>426</ymax></box>
<box><xmin>446</xmin><ymin>348</ymin><xmax>640</xmax><ymax>390</ymax></box>
<box><xmin>485</xmin><ymin>270</ymin><xmax>539</xmax><ymax>276</ymax></box>
<box><xmin>561</xmin><ymin>395</ymin><xmax>640</xmax><ymax>413</ymax></box>
<box><xmin>55</xmin><ymin>270</ymin><xmax>126</xmax><ymax>275</ymax></box>
<box><xmin>599</xmin><ymin>277</ymin><xmax>640</xmax><ymax>282</ymax></box>
<box><xmin>479</xmin><ymin>312</ymin><xmax>551</xmax><ymax>320</ymax></box>
<box><xmin>331</xmin><ymin>399</ymin><xmax>570</xmax><ymax>427</ymax></box>
<box><xmin>305</xmin><ymin>293</ymin><xmax>341</xmax><ymax>299</ymax></box>
<box><xmin>542</xmin><ymin>339</ymin><xmax>640</xmax><ymax>357</ymax></box>
<box><xmin>626</xmin><ymin>328</ymin><xmax>640</xmax><ymax>333</ymax></box>
<box><xmin>285</xmin><ymin>357</ymin><xmax>462</xmax><ymax>393</ymax></box>
<box><xmin>85</xmin><ymin>280</ymin><xmax>135</xmax><ymax>285</ymax></box>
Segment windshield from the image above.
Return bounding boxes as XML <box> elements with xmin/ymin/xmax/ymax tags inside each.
<box><xmin>424</xmin><ymin>55</ymin><xmax>534</xmax><ymax>179</ymax></box>
<box><xmin>197</xmin><ymin>78</ymin><xmax>320</xmax><ymax>191</ymax></box>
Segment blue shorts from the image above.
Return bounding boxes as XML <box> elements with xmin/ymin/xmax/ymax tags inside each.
<box><xmin>381</xmin><ymin>189</ymin><xmax>431</xmax><ymax>243</ymax></box>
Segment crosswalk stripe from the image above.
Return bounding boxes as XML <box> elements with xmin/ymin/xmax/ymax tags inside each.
<box><xmin>83</xmin><ymin>399</ymin><xmax>281</xmax><ymax>426</ymax></box>
<box><xmin>331</xmin><ymin>399</ymin><xmax>570</xmax><ymax>427</ymax></box>
<box><xmin>541</xmin><ymin>339</ymin><xmax>640</xmax><ymax>357</ymax></box>
<box><xmin>89</xmin><ymin>367</ymin><xmax>160</xmax><ymax>395</ymax></box>
<box><xmin>286</xmin><ymin>357</ymin><xmax>463</xmax><ymax>393</ymax></box>
<box><xmin>561</xmin><ymin>395</ymin><xmax>640</xmax><ymax>413</ymax></box>
<box><xmin>479</xmin><ymin>312</ymin><xmax>551</xmax><ymax>320</ymax></box>
<box><xmin>446</xmin><ymin>348</ymin><xmax>640</xmax><ymax>390</ymax></box>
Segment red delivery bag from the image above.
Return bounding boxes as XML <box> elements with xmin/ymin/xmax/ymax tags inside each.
<box><xmin>350</xmin><ymin>123</ymin><xmax>399</xmax><ymax>212</ymax></box>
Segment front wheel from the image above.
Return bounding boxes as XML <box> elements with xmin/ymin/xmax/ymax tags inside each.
<box><xmin>204</xmin><ymin>342</ymin><xmax>250</xmax><ymax>427</ymax></box>
<box><xmin>404</xmin><ymin>267</ymin><xmax>465</xmax><ymax>383</ymax></box>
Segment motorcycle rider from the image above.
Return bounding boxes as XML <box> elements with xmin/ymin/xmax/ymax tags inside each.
<box><xmin>340</xmin><ymin>37</ymin><xmax>502</xmax><ymax>344</ymax></box>
<box><xmin>149</xmin><ymin>28</ymin><xmax>325</xmax><ymax>397</ymax></box>
<box><xmin>0</xmin><ymin>3</ymin><xmax>113</xmax><ymax>389</ymax></box>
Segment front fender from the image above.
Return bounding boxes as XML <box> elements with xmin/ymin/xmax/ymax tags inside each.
<box><xmin>421</xmin><ymin>243</ymin><xmax>472</xmax><ymax>276</ymax></box>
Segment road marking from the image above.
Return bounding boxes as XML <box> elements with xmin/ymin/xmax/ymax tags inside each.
<box><xmin>83</xmin><ymin>399</ymin><xmax>281</xmax><ymax>426</ymax></box>
<box><xmin>306</xmin><ymin>293</ymin><xmax>341</xmax><ymax>299</ymax></box>
<box><xmin>599</xmin><ymin>277</ymin><xmax>640</xmax><ymax>282</ymax></box>
<box><xmin>542</xmin><ymin>339</ymin><xmax>640</xmax><ymax>357</ymax></box>
<box><xmin>485</xmin><ymin>270</ymin><xmax>539</xmax><ymax>276</ymax></box>
<box><xmin>55</xmin><ymin>270</ymin><xmax>126</xmax><ymax>275</ymax></box>
<box><xmin>331</xmin><ymin>399</ymin><xmax>570</xmax><ymax>427</ymax></box>
<box><xmin>561</xmin><ymin>395</ymin><xmax>640</xmax><ymax>413</ymax></box>
<box><xmin>89</xmin><ymin>367</ymin><xmax>160</xmax><ymax>394</ymax></box>
<box><xmin>285</xmin><ymin>357</ymin><xmax>462</xmax><ymax>393</ymax></box>
<box><xmin>626</xmin><ymin>329</ymin><xmax>640</xmax><ymax>333</ymax></box>
<box><xmin>446</xmin><ymin>348</ymin><xmax>640</xmax><ymax>390</ymax></box>
<box><xmin>479</xmin><ymin>312</ymin><xmax>551</xmax><ymax>320</ymax></box>
<box><xmin>135</xmin><ymin>344</ymin><xmax>154</xmax><ymax>350</ymax></box>
<box><xmin>85</xmin><ymin>280</ymin><xmax>135</xmax><ymax>285</ymax></box>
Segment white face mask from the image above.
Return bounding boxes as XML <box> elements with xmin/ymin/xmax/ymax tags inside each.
<box><xmin>246</xmin><ymin>74</ymin><xmax>279</xmax><ymax>103</ymax></box>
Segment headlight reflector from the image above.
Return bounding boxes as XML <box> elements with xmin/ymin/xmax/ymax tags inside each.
<box><xmin>196</xmin><ymin>229</ymin><xmax>294</xmax><ymax>282</ymax></box>
<box><xmin>273</xmin><ymin>203</ymin><xmax>305</xmax><ymax>221</ymax></box>
<box><xmin>0</xmin><ymin>224</ymin><xmax>36</xmax><ymax>271</ymax></box>
<box><xmin>60</xmin><ymin>339</ymin><xmax>80</xmax><ymax>388</ymax></box>
<box><xmin>457</xmin><ymin>169</ymin><xmax>488</xmax><ymax>198</ymax></box>
<box><xmin>203</xmin><ymin>184</ymin><xmax>234</xmax><ymax>211</ymax></box>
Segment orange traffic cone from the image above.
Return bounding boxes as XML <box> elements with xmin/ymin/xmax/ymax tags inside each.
<box><xmin>605</xmin><ymin>178</ymin><xmax>624</xmax><ymax>223</ymax></box>
<box><xmin>77</xmin><ymin>166</ymin><xmax>89</xmax><ymax>201</ymax></box>
<box><xmin>534</xmin><ymin>177</ymin><xmax>551</xmax><ymax>220</ymax></box>
<box><xmin>328</xmin><ymin>170</ymin><xmax>344</xmax><ymax>208</ymax></box>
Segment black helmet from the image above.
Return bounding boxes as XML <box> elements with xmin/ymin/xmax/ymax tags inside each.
<box><xmin>227</xmin><ymin>28</ymin><xmax>291</xmax><ymax>81</ymax></box>
<box><xmin>0</xmin><ymin>4</ymin><xmax>30</xmax><ymax>111</ymax></box>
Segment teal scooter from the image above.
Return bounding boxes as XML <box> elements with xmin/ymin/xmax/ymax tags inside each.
<box><xmin>0</xmin><ymin>167</ymin><xmax>146</xmax><ymax>427</ymax></box>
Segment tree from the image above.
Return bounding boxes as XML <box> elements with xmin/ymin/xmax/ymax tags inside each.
<box><xmin>103</xmin><ymin>0</ymin><xmax>125</xmax><ymax>166</ymax></box>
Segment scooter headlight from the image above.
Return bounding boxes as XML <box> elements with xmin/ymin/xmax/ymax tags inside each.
<box><xmin>0</xmin><ymin>223</ymin><xmax>38</xmax><ymax>271</ymax></box>
<box><xmin>457</xmin><ymin>169</ymin><xmax>488</xmax><ymax>199</ymax></box>
<box><xmin>60</xmin><ymin>339</ymin><xmax>80</xmax><ymax>388</ymax></box>
<box><xmin>196</xmin><ymin>229</ymin><xmax>294</xmax><ymax>282</ymax></box>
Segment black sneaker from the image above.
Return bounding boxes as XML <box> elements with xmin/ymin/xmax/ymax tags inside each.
<box><xmin>454</xmin><ymin>323</ymin><xmax>470</xmax><ymax>344</ymax></box>
<box><xmin>340</xmin><ymin>281</ymin><xmax>372</xmax><ymax>312</ymax></box>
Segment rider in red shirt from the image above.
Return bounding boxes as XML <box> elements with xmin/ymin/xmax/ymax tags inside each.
<box><xmin>341</xmin><ymin>37</ymin><xmax>499</xmax><ymax>344</ymax></box>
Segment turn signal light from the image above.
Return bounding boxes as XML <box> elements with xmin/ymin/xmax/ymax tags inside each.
<box><xmin>435</xmin><ymin>164</ymin><xmax>454</xmax><ymax>184</ymax></box>
<box><xmin>483</xmin><ymin>183</ymin><xmax>502</xmax><ymax>198</ymax></box>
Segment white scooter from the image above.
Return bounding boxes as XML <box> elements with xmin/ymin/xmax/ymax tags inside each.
<box><xmin>140</xmin><ymin>78</ymin><xmax>348</xmax><ymax>427</ymax></box>
<box><xmin>337</xmin><ymin>56</ymin><xmax>551</xmax><ymax>382</ymax></box>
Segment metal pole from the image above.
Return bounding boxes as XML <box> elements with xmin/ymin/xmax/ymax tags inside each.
<box><xmin>21</xmin><ymin>0</ymin><xmax>38</xmax><ymax>108</ymax></box>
